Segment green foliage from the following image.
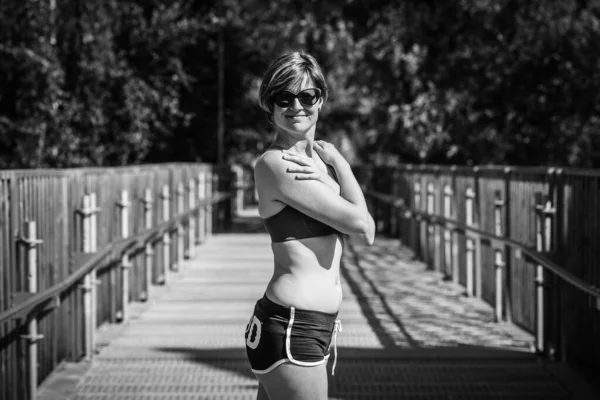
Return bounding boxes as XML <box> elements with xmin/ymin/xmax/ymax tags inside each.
<box><xmin>1</xmin><ymin>0</ymin><xmax>599</xmax><ymax>168</ymax></box>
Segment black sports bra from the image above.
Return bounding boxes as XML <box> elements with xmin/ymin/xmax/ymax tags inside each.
<box><xmin>263</xmin><ymin>153</ymin><xmax>340</xmax><ymax>243</ymax></box>
<box><xmin>263</xmin><ymin>205</ymin><xmax>339</xmax><ymax>243</ymax></box>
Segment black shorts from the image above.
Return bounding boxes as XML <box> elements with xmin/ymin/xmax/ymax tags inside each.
<box><xmin>244</xmin><ymin>294</ymin><xmax>343</xmax><ymax>375</ymax></box>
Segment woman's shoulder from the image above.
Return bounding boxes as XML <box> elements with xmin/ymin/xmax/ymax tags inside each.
<box><xmin>255</xmin><ymin>149</ymin><xmax>285</xmax><ymax>175</ymax></box>
<box><xmin>254</xmin><ymin>150</ymin><xmax>289</xmax><ymax>201</ymax></box>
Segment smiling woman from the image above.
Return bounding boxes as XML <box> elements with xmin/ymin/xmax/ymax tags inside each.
<box><xmin>244</xmin><ymin>51</ymin><xmax>376</xmax><ymax>400</ymax></box>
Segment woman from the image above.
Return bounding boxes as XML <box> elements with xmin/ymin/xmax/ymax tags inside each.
<box><xmin>245</xmin><ymin>51</ymin><xmax>376</xmax><ymax>400</ymax></box>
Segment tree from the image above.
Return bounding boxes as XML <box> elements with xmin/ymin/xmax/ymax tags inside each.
<box><xmin>1</xmin><ymin>0</ymin><xmax>598</xmax><ymax>168</ymax></box>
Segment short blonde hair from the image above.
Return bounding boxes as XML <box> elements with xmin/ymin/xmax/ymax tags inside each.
<box><xmin>258</xmin><ymin>51</ymin><xmax>328</xmax><ymax>118</ymax></box>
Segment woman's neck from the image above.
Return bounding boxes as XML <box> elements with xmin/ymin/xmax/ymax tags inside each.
<box><xmin>271</xmin><ymin>133</ymin><xmax>315</xmax><ymax>157</ymax></box>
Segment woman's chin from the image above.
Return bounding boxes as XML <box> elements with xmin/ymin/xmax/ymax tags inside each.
<box><xmin>288</xmin><ymin>118</ymin><xmax>316</xmax><ymax>130</ymax></box>
<box><xmin>277</xmin><ymin>124</ymin><xmax>309</xmax><ymax>135</ymax></box>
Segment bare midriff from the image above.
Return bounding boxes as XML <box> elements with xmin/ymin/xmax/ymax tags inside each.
<box><xmin>265</xmin><ymin>233</ymin><xmax>343</xmax><ymax>314</ymax></box>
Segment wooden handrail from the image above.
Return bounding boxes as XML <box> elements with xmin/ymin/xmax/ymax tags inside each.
<box><xmin>367</xmin><ymin>190</ymin><xmax>600</xmax><ymax>300</ymax></box>
<box><xmin>0</xmin><ymin>191</ymin><xmax>233</xmax><ymax>325</ymax></box>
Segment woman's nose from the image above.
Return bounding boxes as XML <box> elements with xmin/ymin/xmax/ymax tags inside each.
<box><xmin>290</xmin><ymin>97</ymin><xmax>303</xmax><ymax>110</ymax></box>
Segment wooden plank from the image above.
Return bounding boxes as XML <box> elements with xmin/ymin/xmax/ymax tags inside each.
<box><xmin>0</xmin><ymin>176</ymin><xmax>11</xmax><ymax>400</ymax></box>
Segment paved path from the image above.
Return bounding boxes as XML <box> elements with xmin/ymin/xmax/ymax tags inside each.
<box><xmin>38</xmin><ymin>211</ymin><xmax>599</xmax><ymax>399</ymax></box>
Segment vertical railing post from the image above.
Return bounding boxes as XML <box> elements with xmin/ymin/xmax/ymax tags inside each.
<box><xmin>197</xmin><ymin>172</ymin><xmax>206</xmax><ymax>244</ymax></box>
<box><xmin>174</xmin><ymin>182</ymin><xmax>185</xmax><ymax>271</ymax></box>
<box><xmin>187</xmin><ymin>179</ymin><xmax>196</xmax><ymax>259</ymax></box>
<box><xmin>414</xmin><ymin>181</ymin><xmax>421</xmax><ymax>211</ymax></box>
<box><xmin>79</xmin><ymin>192</ymin><xmax>99</xmax><ymax>359</ymax></box>
<box><xmin>465</xmin><ymin>187</ymin><xmax>475</xmax><ymax>297</ymax></box>
<box><xmin>548</xmin><ymin>168</ymin><xmax>564</xmax><ymax>361</ymax></box>
<box><xmin>80</xmin><ymin>194</ymin><xmax>91</xmax><ymax>357</ymax></box>
<box><xmin>232</xmin><ymin>164</ymin><xmax>244</xmax><ymax>215</ymax></box>
<box><xmin>534</xmin><ymin>192</ymin><xmax>545</xmax><ymax>355</ymax></box>
<box><xmin>18</xmin><ymin>221</ymin><xmax>44</xmax><ymax>400</ymax></box>
<box><xmin>90</xmin><ymin>193</ymin><xmax>99</xmax><ymax>339</ymax></box>
<box><xmin>443</xmin><ymin>185</ymin><xmax>453</xmax><ymax>280</ymax></box>
<box><xmin>160</xmin><ymin>185</ymin><xmax>171</xmax><ymax>283</ymax></box>
<box><xmin>434</xmin><ymin>177</ymin><xmax>442</xmax><ymax>271</ymax></box>
<box><xmin>90</xmin><ymin>193</ymin><xmax>99</xmax><ymax>333</ymax></box>
<box><xmin>142</xmin><ymin>188</ymin><xmax>153</xmax><ymax>301</ymax></box>
<box><xmin>474</xmin><ymin>172</ymin><xmax>483</xmax><ymax>298</ymax></box>
<box><xmin>450</xmin><ymin>167</ymin><xmax>460</xmax><ymax>285</ymax></box>
<box><xmin>535</xmin><ymin>191</ymin><xmax>556</xmax><ymax>356</ymax></box>
<box><xmin>90</xmin><ymin>193</ymin><xmax>98</xmax><ymax>254</ymax></box>
<box><xmin>426</xmin><ymin>181</ymin><xmax>436</xmax><ymax>270</ymax></box>
<box><xmin>552</xmin><ymin>168</ymin><xmax>567</xmax><ymax>361</ymax></box>
<box><xmin>117</xmin><ymin>190</ymin><xmax>131</xmax><ymax>322</ymax></box>
<box><xmin>206</xmin><ymin>171</ymin><xmax>213</xmax><ymax>238</ymax></box>
<box><xmin>389</xmin><ymin>169</ymin><xmax>400</xmax><ymax>238</ymax></box>
<box><xmin>493</xmin><ymin>190</ymin><xmax>505</xmax><ymax>323</ymax></box>
<box><xmin>503</xmin><ymin>167</ymin><xmax>513</xmax><ymax>324</ymax></box>
<box><xmin>413</xmin><ymin>181</ymin><xmax>422</xmax><ymax>258</ymax></box>
<box><xmin>212</xmin><ymin>171</ymin><xmax>220</xmax><ymax>231</ymax></box>
<box><xmin>82</xmin><ymin>195</ymin><xmax>91</xmax><ymax>253</ymax></box>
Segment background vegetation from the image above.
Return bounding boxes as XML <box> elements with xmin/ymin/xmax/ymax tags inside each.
<box><xmin>1</xmin><ymin>0</ymin><xmax>599</xmax><ymax>168</ymax></box>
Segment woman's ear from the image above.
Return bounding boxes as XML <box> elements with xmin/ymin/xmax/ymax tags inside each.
<box><xmin>265</xmin><ymin>111</ymin><xmax>274</xmax><ymax>124</ymax></box>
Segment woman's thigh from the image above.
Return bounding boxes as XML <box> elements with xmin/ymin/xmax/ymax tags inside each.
<box><xmin>256</xmin><ymin>362</ymin><xmax>328</xmax><ymax>400</ymax></box>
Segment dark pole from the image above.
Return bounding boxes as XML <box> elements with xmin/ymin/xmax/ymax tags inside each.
<box><xmin>218</xmin><ymin>26</ymin><xmax>225</xmax><ymax>164</ymax></box>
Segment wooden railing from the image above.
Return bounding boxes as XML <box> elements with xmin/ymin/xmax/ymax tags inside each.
<box><xmin>0</xmin><ymin>163</ymin><xmax>253</xmax><ymax>400</ymax></box>
<box><xmin>5</xmin><ymin>160</ymin><xmax>598</xmax><ymax>396</ymax></box>
<box><xmin>358</xmin><ymin>164</ymin><xmax>600</xmax><ymax>377</ymax></box>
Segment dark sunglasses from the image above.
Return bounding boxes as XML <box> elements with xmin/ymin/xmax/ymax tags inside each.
<box><xmin>272</xmin><ymin>88</ymin><xmax>322</xmax><ymax>108</ymax></box>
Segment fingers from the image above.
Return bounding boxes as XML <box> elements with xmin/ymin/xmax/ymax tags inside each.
<box><xmin>289</xmin><ymin>168</ymin><xmax>318</xmax><ymax>180</ymax></box>
<box><xmin>294</xmin><ymin>174</ymin><xmax>314</xmax><ymax>180</ymax></box>
<box><xmin>281</xmin><ymin>150</ymin><xmax>311</xmax><ymax>166</ymax></box>
<box><xmin>313</xmin><ymin>143</ymin><xmax>326</xmax><ymax>155</ymax></box>
<box><xmin>315</xmin><ymin>140</ymin><xmax>331</xmax><ymax>147</ymax></box>
<box><xmin>286</xmin><ymin>166</ymin><xmax>312</xmax><ymax>174</ymax></box>
<box><xmin>285</xmin><ymin>162</ymin><xmax>320</xmax><ymax>181</ymax></box>
<box><xmin>313</xmin><ymin>140</ymin><xmax>336</xmax><ymax>153</ymax></box>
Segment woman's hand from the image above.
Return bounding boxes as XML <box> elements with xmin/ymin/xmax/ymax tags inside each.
<box><xmin>281</xmin><ymin>150</ymin><xmax>339</xmax><ymax>193</ymax></box>
<box><xmin>313</xmin><ymin>140</ymin><xmax>346</xmax><ymax>167</ymax></box>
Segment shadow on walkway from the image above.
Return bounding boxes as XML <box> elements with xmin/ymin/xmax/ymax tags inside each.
<box><xmin>150</xmin><ymin>344</ymin><xmax>577</xmax><ymax>400</ymax></box>
<box><xmin>341</xmin><ymin>241</ymin><xmax>420</xmax><ymax>348</ymax></box>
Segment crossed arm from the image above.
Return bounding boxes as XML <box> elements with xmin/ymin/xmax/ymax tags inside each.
<box><xmin>255</xmin><ymin>141</ymin><xmax>375</xmax><ymax>246</ymax></box>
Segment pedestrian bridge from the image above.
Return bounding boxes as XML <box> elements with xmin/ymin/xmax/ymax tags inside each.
<box><xmin>1</xmin><ymin>163</ymin><xmax>599</xmax><ymax>400</ymax></box>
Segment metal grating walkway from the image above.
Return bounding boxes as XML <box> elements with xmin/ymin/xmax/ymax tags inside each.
<box><xmin>38</xmin><ymin>211</ymin><xmax>598</xmax><ymax>400</ymax></box>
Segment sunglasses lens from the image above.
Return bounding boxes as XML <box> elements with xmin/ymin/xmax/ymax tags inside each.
<box><xmin>273</xmin><ymin>92</ymin><xmax>294</xmax><ymax>107</ymax></box>
<box><xmin>273</xmin><ymin>88</ymin><xmax>321</xmax><ymax>108</ymax></box>
<box><xmin>297</xmin><ymin>89</ymin><xmax>320</xmax><ymax>106</ymax></box>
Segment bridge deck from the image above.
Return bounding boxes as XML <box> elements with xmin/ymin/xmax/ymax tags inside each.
<box><xmin>38</xmin><ymin>210</ymin><xmax>598</xmax><ymax>399</ymax></box>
